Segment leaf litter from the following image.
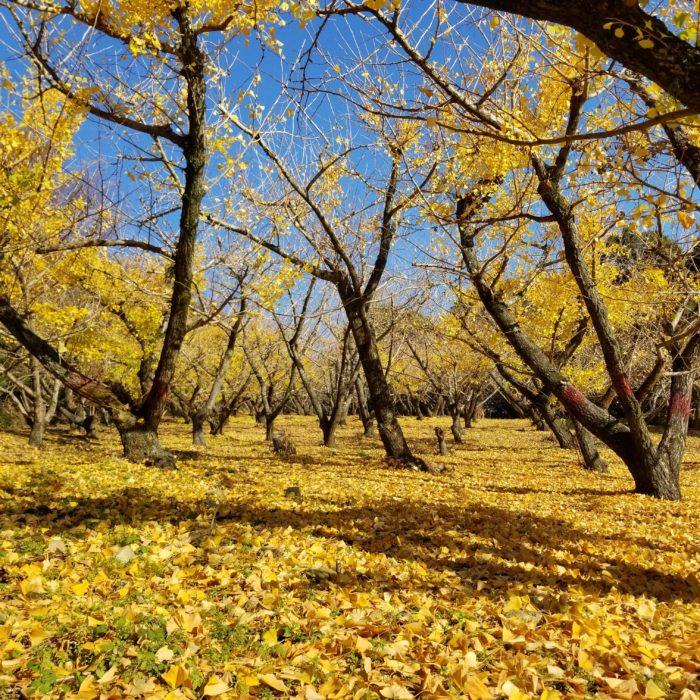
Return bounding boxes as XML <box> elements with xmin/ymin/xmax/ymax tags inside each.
<box><xmin>0</xmin><ymin>417</ymin><xmax>698</xmax><ymax>699</ymax></box>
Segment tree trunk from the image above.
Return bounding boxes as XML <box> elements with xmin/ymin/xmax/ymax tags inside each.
<box><xmin>450</xmin><ymin>410</ymin><xmax>463</xmax><ymax>444</ymax></box>
<box><xmin>572</xmin><ymin>418</ymin><xmax>608</xmax><ymax>472</ymax></box>
<box><xmin>192</xmin><ymin>410</ymin><xmax>206</xmax><ymax>446</ymax></box>
<box><xmin>265</xmin><ymin>415</ymin><xmax>276</xmax><ymax>441</ymax></box>
<box><xmin>356</xmin><ymin>380</ymin><xmax>376</xmax><ymax>437</ymax></box>
<box><xmin>140</xmin><ymin>10</ymin><xmax>207</xmax><ymax>433</ymax></box>
<box><xmin>415</xmin><ymin>402</ymin><xmax>424</xmax><ymax>420</ymax></box>
<box><xmin>538</xmin><ymin>402</ymin><xmax>574</xmax><ymax>449</ymax></box>
<box><xmin>464</xmin><ymin>390</ymin><xmax>481</xmax><ymax>427</ymax></box>
<box><xmin>83</xmin><ymin>412</ymin><xmax>97</xmax><ymax>439</ymax></box>
<box><xmin>435</xmin><ymin>427</ymin><xmax>448</xmax><ymax>455</ymax></box>
<box><xmin>341</xmin><ymin>290</ymin><xmax>426</xmax><ymax>468</ymax></box>
<box><xmin>321</xmin><ymin>416</ymin><xmax>338</xmax><ymax>448</ymax></box>
<box><xmin>28</xmin><ymin>357</ymin><xmax>45</xmax><ymax>447</ymax></box>
<box><xmin>116</xmin><ymin>421</ymin><xmax>174</xmax><ymax>468</ymax></box>
<box><xmin>190</xmin><ymin>298</ymin><xmax>246</xmax><ymax>445</ymax></box>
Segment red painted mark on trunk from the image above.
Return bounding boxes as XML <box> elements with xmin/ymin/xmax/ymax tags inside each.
<box><xmin>153</xmin><ymin>379</ymin><xmax>168</xmax><ymax>402</ymax></box>
<box><xmin>562</xmin><ymin>383</ymin><xmax>587</xmax><ymax>408</ymax></box>
<box><xmin>67</xmin><ymin>371</ymin><xmax>93</xmax><ymax>390</ymax></box>
<box><xmin>613</xmin><ymin>373</ymin><xmax>633</xmax><ymax>397</ymax></box>
<box><xmin>670</xmin><ymin>393</ymin><xmax>691</xmax><ymax>418</ymax></box>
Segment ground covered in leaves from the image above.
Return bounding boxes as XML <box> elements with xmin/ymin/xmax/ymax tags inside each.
<box><xmin>0</xmin><ymin>417</ymin><xmax>699</xmax><ymax>700</ymax></box>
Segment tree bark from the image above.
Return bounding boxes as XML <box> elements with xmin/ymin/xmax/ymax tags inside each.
<box><xmin>538</xmin><ymin>401</ymin><xmax>574</xmax><ymax>449</ymax></box>
<box><xmin>117</xmin><ymin>422</ymin><xmax>174</xmax><ymax>467</ymax></box>
<box><xmin>464</xmin><ymin>390</ymin><xmax>481</xmax><ymax>428</ymax></box>
<box><xmin>140</xmin><ymin>8</ymin><xmax>207</xmax><ymax>432</ymax></box>
<box><xmin>28</xmin><ymin>357</ymin><xmax>45</xmax><ymax>447</ymax></box>
<box><xmin>435</xmin><ymin>427</ymin><xmax>448</xmax><ymax>455</ymax></box>
<box><xmin>356</xmin><ymin>379</ymin><xmax>376</xmax><ymax>437</ymax></box>
<box><xmin>450</xmin><ymin>409</ymin><xmax>464</xmax><ymax>443</ymax></box>
<box><xmin>265</xmin><ymin>414</ymin><xmax>276</xmax><ymax>441</ymax></box>
<box><xmin>452</xmin><ymin>0</ymin><xmax>700</xmax><ymax>113</ymax></box>
<box><xmin>191</xmin><ymin>298</ymin><xmax>246</xmax><ymax>445</ymax></box>
<box><xmin>341</xmin><ymin>288</ymin><xmax>427</xmax><ymax>468</ymax></box>
<box><xmin>572</xmin><ymin>418</ymin><xmax>608</xmax><ymax>472</ymax></box>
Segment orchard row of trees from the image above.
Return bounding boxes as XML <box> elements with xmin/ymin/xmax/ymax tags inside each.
<box><xmin>0</xmin><ymin>0</ymin><xmax>698</xmax><ymax>499</ymax></box>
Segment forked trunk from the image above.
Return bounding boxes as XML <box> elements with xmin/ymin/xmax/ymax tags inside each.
<box><xmin>464</xmin><ymin>391</ymin><xmax>481</xmax><ymax>427</ymax></box>
<box><xmin>356</xmin><ymin>380</ymin><xmax>376</xmax><ymax>437</ymax></box>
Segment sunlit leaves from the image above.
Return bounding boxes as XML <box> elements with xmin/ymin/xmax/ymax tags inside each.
<box><xmin>1</xmin><ymin>417</ymin><xmax>699</xmax><ymax>697</ymax></box>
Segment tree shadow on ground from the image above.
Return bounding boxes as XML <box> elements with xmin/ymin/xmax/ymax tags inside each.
<box><xmin>3</xmin><ymin>476</ymin><xmax>697</xmax><ymax>605</ymax></box>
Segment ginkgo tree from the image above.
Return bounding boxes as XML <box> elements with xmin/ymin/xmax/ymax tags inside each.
<box><xmin>406</xmin><ymin>11</ymin><xmax>699</xmax><ymax>498</ymax></box>
<box><xmin>209</xmin><ymin>90</ymin><xmax>441</xmax><ymax>470</ymax></box>
<box><xmin>0</xmin><ymin>0</ymin><xmax>295</xmax><ymax>463</ymax></box>
<box><xmin>314</xmin><ymin>1</ymin><xmax>700</xmax><ymax>498</ymax></box>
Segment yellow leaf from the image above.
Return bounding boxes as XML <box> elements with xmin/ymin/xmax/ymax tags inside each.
<box><xmin>203</xmin><ymin>675</ymin><xmax>231</xmax><ymax>696</ymax></box>
<box><xmin>156</xmin><ymin>646</ymin><xmax>175</xmax><ymax>662</ymax></box>
<box><xmin>577</xmin><ymin>648</ymin><xmax>593</xmax><ymax>672</ymax></box>
<box><xmin>263</xmin><ymin>627</ymin><xmax>278</xmax><ymax>645</ymax></box>
<box><xmin>71</xmin><ymin>581</ymin><xmax>90</xmax><ymax>596</ymax></box>
<box><xmin>645</xmin><ymin>680</ymin><xmax>666</xmax><ymax>699</ymax></box>
<box><xmin>502</xmin><ymin>680</ymin><xmax>529</xmax><ymax>700</ymax></box>
<box><xmin>20</xmin><ymin>576</ymin><xmax>45</xmax><ymax>596</ymax></box>
<box><xmin>380</xmin><ymin>684</ymin><xmax>414</xmax><ymax>699</ymax></box>
<box><xmin>540</xmin><ymin>690</ymin><xmax>562</xmax><ymax>700</ymax></box>
<box><xmin>77</xmin><ymin>674</ymin><xmax>99</xmax><ymax>699</ymax></box>
<box><xmin>162</xmin><ymin>664</ymin><xmax>190</xmax><ymax>689</ymax></box>
<box><xmin>261</xmin><ymin>674</ymin><xmax>288</xmax><ymax>693</ymax></box>
<box><xmin>305</xmin><ymin>688</ymin><xmax>325</xmax><ymax>700</ymax></box>
<box><xmin>501</xmin><ymin>625</ymin><xmax>516</xmax><ymax>642</ymax></box>
<box><xmin>355</xmin><ymin>636</ymin><xmax>372</xmax><ymax>653</ymax></box>
<box><xmin>462</xmin><ymin>675</ymin><xmax>491</xmax><ymax>700</ymax></box>
<box><xmin>97</xmin><ymin>666</ymin><xmax>118</xmax><ymax>684</ymax></box>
